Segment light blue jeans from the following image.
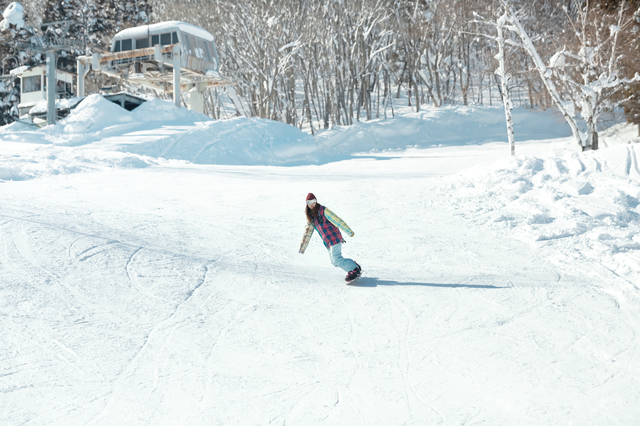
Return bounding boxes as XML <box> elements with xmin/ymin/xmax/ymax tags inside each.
<box><xmin>328</xmin><ymin>243</ymin><xmax>357</xmax><ymax>272</ymax></box>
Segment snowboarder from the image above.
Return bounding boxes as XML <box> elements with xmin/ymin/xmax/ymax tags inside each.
<box><xmin>299</xmin><ymin>193</ymin><xmax>362</xmax><ymax>282</ymax></box>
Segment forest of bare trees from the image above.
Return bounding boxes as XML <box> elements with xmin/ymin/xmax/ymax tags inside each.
<box><xmin>153</xmin><ymin>1</ymin><xmax>638</xmax><ymax>132</ymax></box>
<box><xmin>152</xmin><ymin>0</ymin><xmax>640</xmax><ymax>147</ymax></box>
<box><xmin>2</xmin><ymin>0</ymin><xmax>640</xmax><ymax>147</ymax></box>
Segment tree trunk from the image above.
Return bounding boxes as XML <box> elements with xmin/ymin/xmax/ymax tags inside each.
<box><xmin>500</xmin><ymin>0</ymin><xmax>583</xmax><ymax>148</ymax></box>
<box><xmin>497</xmin><ymin>16</ymin><xmax>515</xmax><ymax>156</ymax></box>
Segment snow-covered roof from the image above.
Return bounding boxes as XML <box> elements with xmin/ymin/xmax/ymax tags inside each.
<box><xmin>9</xmin><ymin>65</ymin><xmax>29</xmax><ymax>77</ymax></box>
<box><xmin>10</xmin><ymin>64</ymin><xmax>76</xmax><ymax>77</ymax></box>
<box><xmin>113</xmin><ymin>21</ymin><xmax>214</xmax><ymax>42</ymax></box>
<box><xmin>21</xmin><ymin>96</ymin><xmax>84</xmax><ymax>114</ymax></box>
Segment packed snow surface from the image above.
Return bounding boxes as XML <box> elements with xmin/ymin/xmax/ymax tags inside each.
<box><xmin>1</xmin><ymin>95</ymin><xmax>640</xmax><ymax>425</ymax></box>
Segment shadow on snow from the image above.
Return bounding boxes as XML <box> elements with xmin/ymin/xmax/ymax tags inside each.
<box><xmin>349</xmin><ymin>277</ymin><xmax>504</xmax><ymax>289</ymax></box>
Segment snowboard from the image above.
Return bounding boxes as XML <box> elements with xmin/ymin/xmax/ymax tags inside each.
<box><xmin>345</xmin><ymin>270</ymin><xmax>363</xmax><ymax>285</ymax></box>
<box><xmin>346</xmin><ymin>276</ymin><xmax>362</xmax><ymax>285</ymax></box>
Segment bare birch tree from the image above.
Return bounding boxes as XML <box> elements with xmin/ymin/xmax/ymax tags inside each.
<box><xmin>500</xmin><ymin>0</ymin><xmax>640</xmax><ymax>150</ymax></box>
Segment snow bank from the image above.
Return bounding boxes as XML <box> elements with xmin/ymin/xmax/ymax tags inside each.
<box><xmin>114</xmin><ymin>104</ymin><xmax>571</xmax><ymax>165</ymax></box>
<box><xmin>120</xmin><ymin>116</ymin><xmax>318</xmax><ymax>166</ymax></box>
<box><xmin>39</xmin><ymin>94</ymin><xmax>136</xmax><ymax>144</ymax></box>
<box><xmin>0</xmin><ymin>96</ymin><xmax>167</xmax><ymax>181</ymax></box>
<box><xmin>315</xmin><ymin>105</ymin><xmax>571</xmax><ymax>158</ymax></box>
<box><xmin>0</xmin><ymin>146</ymin><xmax>156</xmax><ymax>181</ymax></box>
<box><xmin>0</xmin><ymin>96</ymin><xmax>624</xmax><ymax>183</ymax></box>
<box><xmin>60</xmin><ymin>94</ymin><xmax>131</xmax><ymax>131</ymax></box>
<box><xmin>600</xmin><ymin>121</ymin><xmax>640</xmax><ymax>147</ymax></box>
<box><xmin>130</xmin><ymin>98</ymin><xmax>212</xmax><ymax>123</ymax></box>
<box><xmin>0</xmin><ymin>119</ymin><xmax>36</xmax><ymax>133</ymax></box>
<box><xmin>443</xmin><ymin>142</ymin><xmax>640</xmax><ymax>281</ymax></box>
<box><xmin>33</xmin><ymin>96</ymin><xmax>216</xmax><ymax>146</ymax></box>
<box><xmin>2</xmin><ymin>95</ymin><xmax>575</xmax><ymax>168</ymax></box>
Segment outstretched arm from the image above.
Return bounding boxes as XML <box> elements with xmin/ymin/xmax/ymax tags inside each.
<box><xmin>299</xmin><ymin>223</ymin><xmax>314</xmax><ymax>253</ymax></box>
<box><xmin>324</xmin><ymin>208</ymin><xmax>354</xmax><ymax>237</ymax></box>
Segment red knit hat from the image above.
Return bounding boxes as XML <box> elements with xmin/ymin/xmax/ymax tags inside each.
<box><xmin>306</xmin><ymin>193</ymin><xmax>316</xmax><ymax>201</ymax></box>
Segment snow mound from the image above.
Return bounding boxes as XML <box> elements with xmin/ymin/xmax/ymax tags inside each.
<box><xmin>40</xmin><ymin>94</ymin><xmax>134</xmax><ymax>145</ymax></box>
<box><xmin>102</xmin><ymin>103</ymin><xmax>575</xmax><ymax>166</ymax></box>
<box><xmin>0</xmin><ymin>119</ymin><xmax>36</xmax><ymax>133</ymax></box>
<box><xmin>130</xmin><ymin>98</ymin><xmax>211</xmax><ymax>123</ymax></box>
<box><xmin>62</xmin><ymin>94</ymin><xmax>133</xmax><ymax>130</ymax></box>
<box><xmin>36</xmin><ymin>96</ymin><xmax>214</xmax><ymax>147</ymax></box>
<box><xmin>120</xmin><ymin>116</ymin><xmax>318</xmax><ymax>166</ymax></box>
<box><xmin>315</xmin><ymin>106</ymin><xmax>571</xmax><ymax>159</ymax></box>
<box><xmin>0</xmin><ymin>100</ymin><xmax>619</xmax><ymax>177</ymax></box>
<box><xmin>443</xmin><ymin>142</ymin><xmax>640</xmax><ymax>280</ymax></box>
<box><xmin>600</xmin><ymin>121</ymin><xmax>640</xmax><ymax>147</ymax></box>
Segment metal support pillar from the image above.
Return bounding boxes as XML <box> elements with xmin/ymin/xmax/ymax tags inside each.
<box><xmin>188</xmin><ymin>81</ymin><xmax>207</xmax><ymax>114</ymax></box>
<box><xmin>188</xmin><ymin>88</ymin><xmax>204</xmax><ymax>114</ymax></box>
<box><xmin>92</xmin><ymin>53</ymin><xmax>100</xmax><ymax>71</ymax></box>
<box><xmin>46</xmin><ymin>51</ymin><xmax>56</xmax><ymax>125</ymax></box>
<box><xmin>77</xmin><ymin>59</ymin><xmax>85</xmax><ymax>98</ymax></box>
<box><xmin>173</xmin><ymin>44</ymin><xmax>181</xmax><ymax>108</ymax></box>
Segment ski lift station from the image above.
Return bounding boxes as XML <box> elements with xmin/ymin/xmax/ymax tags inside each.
<box><xmin>77</xmin><ymin>21</ymin><xmax>231</xmax><ymax>114</ymax></box>
<box><xmin>12</xmin><ymin>65</ymin><xmax>75</xmax><ymax>116</ymax></box>
<box><xmin>111</xmin><ymin>21</ymin><xmax>219</xmax><ymax>75</ymax></box>
<box><xmin>3</xmin><ymin>15</ymin><xmax>232</xmax><ymax>125</ymax></box>
<box><xmin>11</xmin><ymin>63</ymin><xmax>146</xmax><ymax>125</ymax></box>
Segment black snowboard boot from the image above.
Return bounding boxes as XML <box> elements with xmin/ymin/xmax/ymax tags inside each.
<box><xmin>345</xmin><ymin>263</ymin><xmax>362</xmax><ymax>282</ymax></box>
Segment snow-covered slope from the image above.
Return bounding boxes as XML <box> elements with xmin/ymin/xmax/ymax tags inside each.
<box><xmin>1</xmin><ymin>96</ymin><xmax>639</xmax><ymax>425</ymax></box>
<box><xmin>443</xmin><ymin>144</ymin><xmax>640</xmax><ymax>283</ymax></box>
<box><xmin>2</xmin><ymin>94</ymin><xmax>572</xmax><ymax>173</ymax></box>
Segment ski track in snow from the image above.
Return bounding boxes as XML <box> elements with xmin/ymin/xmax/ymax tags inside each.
<box><xmin>1</xmin><ymin>169</ymin><xmax>639</xmax><ymax>424</ymax></box>
<box><xmin>2</xmin><ymin>100</ymin><xmax>640</xmax><ymax>424</ymax></box>
<box><xmin>1</xmin><ymin>168</ymin><xmax>639</xmax><ymax>425</ymax></box>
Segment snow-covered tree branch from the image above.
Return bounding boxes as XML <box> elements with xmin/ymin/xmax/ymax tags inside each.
<box><xmin>499</xmin><ymin>0</ymin><xmax>640</xmax><ymax>150</ymax></box>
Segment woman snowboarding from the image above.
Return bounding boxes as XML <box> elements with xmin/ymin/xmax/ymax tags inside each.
<box><xmin>299</xmin><ymin>193</ymin><xmax>362</xmax><ymax>282</ymax></box>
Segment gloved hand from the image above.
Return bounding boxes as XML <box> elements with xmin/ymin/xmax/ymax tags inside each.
<box><xmin>350</xmin><ymin>232</ymin><xmax>355</xmax><ymax>237</ymax></box>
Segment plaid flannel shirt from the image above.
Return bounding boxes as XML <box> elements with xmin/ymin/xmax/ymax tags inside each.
<box><xmin>299</xmin><ymin>206</ymin><xmax>354</xmax><ymax>253</ymax></box>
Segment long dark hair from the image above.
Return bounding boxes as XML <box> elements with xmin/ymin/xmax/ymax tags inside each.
<box><xmin>305</xmin><ymin>202</ymin><xmax>321</xmax><ymax>223</ymax></box>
